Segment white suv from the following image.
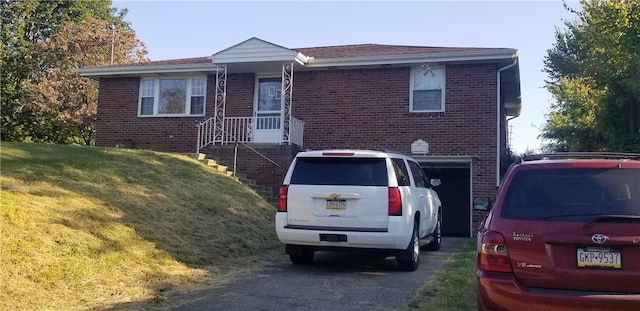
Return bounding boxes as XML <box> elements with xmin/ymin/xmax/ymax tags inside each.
<box><xmin>275</xmin><ymin>150</ymin><xmax>442</xmax><ymax>271</ymax></box>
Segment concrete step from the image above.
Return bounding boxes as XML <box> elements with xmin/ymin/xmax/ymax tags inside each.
<box><xmin>191</xmin><ymin>152</ymin><xmax>277</xmax><ymax>206</ymax></box>
<box><xmin>186</xmin><ymin>153</ymin><xmax>207</xmax><ymax>160</ymax></box>
<box><xmin>239</xmin><ymin>177</ymin><xmax>256</xmax><ymax>185</ymax></box>
<box><xmin>198</xmin><ymin>159</ymin><xmax>228</xmax><ymax>172</ymax></box>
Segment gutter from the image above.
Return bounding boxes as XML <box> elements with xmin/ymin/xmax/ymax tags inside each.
<box><xmin>496</xmin><ymin>57</ymin><xmax>518</xmax><ymax>188</ymax></box>
<box><xmin>76</xmin><ymin>62</ymin><xmax>221</xmax><ymax>78</ymax></box>
<box><xmin>77</xmin><ymin>49</ymin><xmax>517</xmax><ymax>78</ymax></box>
<box><xmin>304</xmin><ymin>49</ymin><xmax>518</xmax><ymax>68</ymax></box>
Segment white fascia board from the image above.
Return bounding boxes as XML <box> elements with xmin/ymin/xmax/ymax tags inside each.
<box><xmin>212</xmin><ymin>54</ymin><xmax>294</xmax><ymax>64</ymax></box>
<box><xmin>208</xmin><ymin>52</ymin><xmax>309</xmax><ymax>67</ymax></box>
<box><xmin>304</xmin><ymin>49</ymin><xmax>518</xmax><ymax>68</ymax></box>
<box><xmin>210</xmin><ymin>51</ymin><xmax>309</xmax><ymax>65</ymax></box>
<box><xmin>76</xmin><ymin>62</ymin><xmax>219</xmax><ymax>78</ymax></box>
<box><xmin>410</xmin><ymin>155</ymin><xmax>478</xmax><ymax>163</ymax></box>
<box><xmin>295</xmin><ymin>52</ymin><xmax>310</xmax><ymax>65</ymax></box>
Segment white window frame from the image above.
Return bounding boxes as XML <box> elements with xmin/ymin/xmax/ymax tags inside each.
<box><xmin>138</xmin><ymin>76</ymin><xmax>206</xmax><ymax>117</ymax></box>
<box><xmin>409</xmin><ymin>66</ymin><xmax>445</xmax><ymax>112</ymax></box>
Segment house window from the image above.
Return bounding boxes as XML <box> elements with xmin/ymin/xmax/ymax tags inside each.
<box><xmin>138</xmin><ymin>77</ymin><xmax>206</xmax><ymax>116</ymax></box>
<box><xmin>410</xmin><ymin>66</ymin><xmax>444</xmax><ymax>112</ymax></box>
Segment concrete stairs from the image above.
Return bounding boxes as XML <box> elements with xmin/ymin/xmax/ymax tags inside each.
<box><xmin>188</xmin><ymin>153</ymin><xmax>277</xmax><ymax>206</ymax></box>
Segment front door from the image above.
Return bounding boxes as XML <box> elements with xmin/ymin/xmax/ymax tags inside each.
<box><xmin>254</xmin><ymin>77</ymin><xmax>282</xmax><ymax>143</ymax></box>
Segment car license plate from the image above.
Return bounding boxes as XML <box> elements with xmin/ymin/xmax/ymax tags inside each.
<box><xmin>326</xmin><ymin>199</ymin><xmax>346</xmax><ymax>210</ymax></box>
<box><xmin>577</xmin><ymin>247</ymin><xmax>621</xmax><ymax>269</ymax></box>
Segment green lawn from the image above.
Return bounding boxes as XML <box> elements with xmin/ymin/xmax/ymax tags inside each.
<box><xmin>1</xmin><ymin>142</ymin><xmax>281</xmax><ymax>310</ymax></box>
<box><xmin>405</xmin><ymin>239</ymin><xmax>477</xmax><ymax>311</ymax></box>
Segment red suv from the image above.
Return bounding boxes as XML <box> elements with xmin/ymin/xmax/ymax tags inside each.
<box><xmin>475</xmin><ymin>153</ymin><xmax>640</xmax><ymax>311</ymax></box>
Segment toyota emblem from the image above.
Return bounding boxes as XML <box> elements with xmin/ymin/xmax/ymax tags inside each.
<box><xmin>591</xmin><ymin>233</ymin><xmax>608</xmax><ymax>244</ymax></box>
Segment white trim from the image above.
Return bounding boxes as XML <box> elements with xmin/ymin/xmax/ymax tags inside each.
<box><xmin>137</xmin><ymin>76</ymin><xmax>207</xmax><ymax>117</ymax></box>
<box><xmin>77</xmin><ymin>49</ymin><xmax>517</xmax><ymax>78</ymax></box>
<box><xmin>411</xmin><ymin>155</ymin><xmax>477</xmax><ymax>163</ymax></box>
<box><xmin>78</xmin><ymin>61</ymin><xmax>217</xmax><ymax>78</ymax></box>
<box><xmin>305</xmin><ymin>49</ymin><xmax>518</xmax><ymax>68</ymax></box>
<box><xmin>252</xmin><ymin>75</ymin><xmax>284</xmax><ymax>143</ymax></box>
<box><xmin>496</xmin><ymin>59</ymin><xmax>518</xmax><ymax>187</ymax></box>
<box><xmin>409</xmin><ymin>66</ymin><xmax>445</xmax><ymax>113</ymax></box>
<box><xmin>253</xmin><ymin>74</ymin><xmax>283</xmax><ymax>113</ymax></box>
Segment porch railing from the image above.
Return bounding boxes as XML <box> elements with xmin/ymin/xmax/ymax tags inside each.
<box><xmin>197</xmin><ymin>116</ymin><xmax>304</xmax><ymax>151</ymax></box>
<box><xmin>224</xmin><ymin>117</ymin><xmax>253</xmax><ymax>144</ymax></box>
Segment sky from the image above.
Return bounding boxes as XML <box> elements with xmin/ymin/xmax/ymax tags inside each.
<box><xmin>111</xmin><ymin>0</ymin><xmax>581</xmax><ymax>154</ymax></box>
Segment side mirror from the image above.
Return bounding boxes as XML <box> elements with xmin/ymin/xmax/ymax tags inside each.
<box><xmin>473</xmin><ymin>197</ymin><xmax>491</xmax><ymax>211</ymax></box>
<box><xmin>429</xmin><ymin>178</ymin><xmax>441</xmax><ymax>187</ymax></box>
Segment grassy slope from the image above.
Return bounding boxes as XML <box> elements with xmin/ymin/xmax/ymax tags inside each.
<box><xmin>0</xmin><ymin>142</ymin><xmax>281</xmax><ymax>310</ymax></box>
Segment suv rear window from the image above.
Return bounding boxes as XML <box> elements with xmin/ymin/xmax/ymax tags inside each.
<box><xmin>501</xmin><ymin>168</ymin><xmax>640</xmax><ymax>221</ymax></box>
<box><xmin>290</xmin><ymin>157</ymin><xmax>388</xmax><ymax>186</ymax></box>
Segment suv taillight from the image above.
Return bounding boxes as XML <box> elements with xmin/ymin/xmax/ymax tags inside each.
<box><xmin>478</xmin><ymin>230</ymin><xmax>512</xmax><ymax>273</ymax></box>
<box><xmin>388</xmin><ymin>187</ymin><xmax>402</xmax><ymax>216</ymax></box>
<box><xmin>277</xmin><ymin>186</ymin><xmax>288</xmax><ymax>212</ymax></box>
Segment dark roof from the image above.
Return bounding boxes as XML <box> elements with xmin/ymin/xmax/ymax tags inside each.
<box><xmin>146</xmin><ymin>56</ymin><xmax>212</xmax><ymax>65</ymax></box>
<box><xmin>294</xmin><ymin>44</ymin><xmax>499</xmax><ymax>59</ymax></box>
<box><xmin>98</xmin><ymin>56</ymin><xmax>212</xmax><ymax>68</ymax></box>
<box><xmin>114</xmin><ymin>44</ymin><xmax>504</xmax><ymax>67</ymax></box>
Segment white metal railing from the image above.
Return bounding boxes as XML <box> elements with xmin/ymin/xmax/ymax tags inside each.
<box><xmin>197</xmin><ymin>116</ymin><xmax>216</xmax><ymax>151</ymax></box>
<box><xmin>197</xmin><ymin>116</ymin><xmax>304</xmax><ymax>151</ymax></box>
<box><xmin>223</xmin><ymin>117</ymin><xmax>253</xmax><ymax>144</ymax></box>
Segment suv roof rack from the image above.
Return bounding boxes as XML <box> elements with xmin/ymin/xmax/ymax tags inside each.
<box><xmin>517</xmin><ymin>152</ymin><xmax>640</xmax><ymax>163</ymax></box>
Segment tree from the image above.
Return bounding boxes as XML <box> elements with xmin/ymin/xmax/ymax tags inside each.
<box><xmin>1</xmin><ymin>0</ymin><xmax>147</xmax><ymax>145</ymax></box>
<box><xmin>542</xmin><ymin>0</ymin><xmax>640</xmax><ymax>152</ymax></box>
<box><xmin>500</xmin><ymin>148</ymin><xmax>518</xmax><ymax>179</ymax></box>
<box><xmin>28</xmin><ymin>18</ymin><xmax>148</xmax><ymax>144</ymax></box>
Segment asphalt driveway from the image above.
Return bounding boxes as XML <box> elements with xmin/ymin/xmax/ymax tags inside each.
<box><xmin>158</xmin><ymin>237</ymin><xmax>472</xmax><ymax>311</ymax></box>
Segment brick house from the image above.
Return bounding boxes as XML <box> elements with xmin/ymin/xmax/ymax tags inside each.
<box><xmin>78</xmin><ymin>37</ymin><xmax>521</xmax><ymax>237</ymax></box>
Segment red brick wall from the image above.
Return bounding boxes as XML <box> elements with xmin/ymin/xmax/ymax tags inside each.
<box><xmin>95</xmin><ymin>64</ymin><xmax>501</xmax><ymax>228</ymax></box>
<box><xmin>292</xmin><ymin>68</ymin><xmax>496</xmax><ymax>174</ymax></box>
<box><xmin>225</xmin><ymin>73</ymin><xmax>255</xmax><ymax>117</ymax></box>
<box><xmin>95</xmin><ymin>77</ymin><xmax>218</xmax><ymax>153</ymax></box>
<box><xmin>284</xmin><ymin>64</ymin><xmax>499</xmax><ymax>229</ymax></box>
<box><xmin>206</xmin><ymin>144</ymin><xmax>303</xmax><ymax>194</ymax></box>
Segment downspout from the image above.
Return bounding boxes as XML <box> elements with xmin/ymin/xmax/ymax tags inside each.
<box><xmin>496</xmin><ymin>58</ymin><xmax>518</xmax><ymax>188</ymax></box>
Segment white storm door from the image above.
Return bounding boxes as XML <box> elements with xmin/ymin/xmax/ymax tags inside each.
<box><xmin>254</xmin><ymin>77</ymin><xmax>283</xmax><ymax>143</ymax></box>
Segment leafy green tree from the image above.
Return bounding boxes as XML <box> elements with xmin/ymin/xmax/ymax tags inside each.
<box><xmin>500</xmin><ymin>148</ymin><xmax>518</xmax><ymax>179</ymax></box>
<box><xmin>542</xmin><ymin>0</ymin><xmax>640</xmax><ymax>152</ymax></box>
<box><xmin>1</xmin><ymin>0</ymin><xmax>147</xmax><ymax>145</ymax></box>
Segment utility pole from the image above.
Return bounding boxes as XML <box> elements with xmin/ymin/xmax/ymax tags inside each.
<box><xmin>109</xmin><ymin>24</ymin><xmax>115</xmax><ymax>65</ymax></box>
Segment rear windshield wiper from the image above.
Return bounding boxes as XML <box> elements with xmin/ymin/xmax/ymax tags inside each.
<box><xmin>583</xmin><ymin>215</ymin><xmax>640</xmax><ymax>229</ymax></box>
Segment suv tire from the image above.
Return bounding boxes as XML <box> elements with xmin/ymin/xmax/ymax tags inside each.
<box><xmin>397</xmin><ymin>223</ymin><xmax>420</xmax><ymax>271</ymax></box>
<box><xmin>289</xmin><ymin>247</ymin><xmax>314</xmax><ymax>265</ymax></box>
<box><xmin>424</xmin><ymin>212</ymin><xmax>442</xmax><ymax>251</ymax></box>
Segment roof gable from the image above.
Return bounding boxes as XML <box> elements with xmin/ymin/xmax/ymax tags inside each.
<box><xmin>211</xmin><ymin>37</ymin><xmax>299</xmax><ymax>64</ymax></box>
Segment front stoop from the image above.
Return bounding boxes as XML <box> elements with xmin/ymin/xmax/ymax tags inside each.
<box><xmin>197</xmin><ymin>144</ymin><xmax>302</xmax><ymax>207</ymax></box>
<box><xmin>187</xmin><ymin>153</ymin><xmax>277</xmax><ymax>206</ymax></box>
